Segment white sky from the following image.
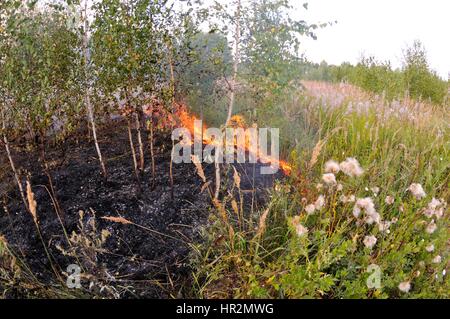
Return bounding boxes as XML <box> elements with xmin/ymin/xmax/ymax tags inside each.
<box><xmin>296</xmin><ymin>0</ymin><xmax>449</xmax><ymax>79</ymax></box>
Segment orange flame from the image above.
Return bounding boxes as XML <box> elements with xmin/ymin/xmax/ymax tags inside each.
<box><xmin>174</xmin><ymin>104</ymin><xmax>292</xmax><ymax>175</ymax></box>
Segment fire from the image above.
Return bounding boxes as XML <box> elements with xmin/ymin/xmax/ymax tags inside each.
<box><xmin>229</xmin><ymin>115</ymin><xmax>246</xmax><ymax>128</ymax></box>
<box><xmin>173</xmin><ymin>104</ymin><xmax>292</xmax><ymax>175</ymax></box>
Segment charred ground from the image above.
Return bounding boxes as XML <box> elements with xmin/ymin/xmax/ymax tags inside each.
<box><xmin>0</xmin><ymin>119</ymin><xmax>280</xmax><ymax>298</ymax></box>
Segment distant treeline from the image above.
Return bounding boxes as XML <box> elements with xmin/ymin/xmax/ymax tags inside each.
<box><xmin>300</xmin><ymin>41</ymin><xmax>449</xmax><ymax>105</ymax></box>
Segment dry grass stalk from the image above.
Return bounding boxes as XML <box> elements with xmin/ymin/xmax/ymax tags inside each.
<box><xmin>309</xmin><ymin>139</ymin><xmax>325</xmax><ymax>168</ymax></box>
<box><xmin>191</xmin><ymin>155</ymin><xmax>206</xmax><ymax>183</ymax></box>
<box><xmin>232</xmin><ymin>166</ymin><xmax>241</xmax><ymax>189</ymax></box>
<box><xmin>0</xmin><ymin>234</ymin><xmax>8</xmax><ymax>247</ymax></box>
<box><xmin>101</xmin><ymin>216</ymin><xmax>132</xmax><ymax>225</ymax></box>
<box><xmin>255</xmin><ymin>207</ymin><xmax>271</xmax><ymax>238</ymax></box>
<box><xmin>213</xmin><ymin>198</ymin><xmax>229</xmax><ymax>225</ymax></box>
<box><xmin>26</xmin><ymin>180</ymin><xmax>38</xmax><ymax>224</ymax></box>
<box><xmin>231</xmin><ymin>199</ymin><xmax>239</xmax><ymax>216</ymax></box>
<box><xmin>201</xmin><ymin>181</ymin><xmax>212</xmax><ymax>193</ymax></box>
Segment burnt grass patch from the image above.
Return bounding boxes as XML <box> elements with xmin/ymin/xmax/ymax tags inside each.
<box><xmin>0</xmin><ymin>119</ymin><xmax>282</xmax><ymax>298</ymax></box>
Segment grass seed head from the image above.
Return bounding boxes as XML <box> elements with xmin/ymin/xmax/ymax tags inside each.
<box><xmin>26</xmin><ymin>180</ymin><xmax>38</xmax><ymax>224</ymax></box>
<box><xmin>102</xmin><ymin>216</ymin><xmax>132</xmax><ymax>225</ymax></box>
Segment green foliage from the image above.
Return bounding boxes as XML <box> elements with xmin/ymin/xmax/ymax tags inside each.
<box><xmin>300</xmin><ymin>60</ymin><xmax>336</xmax><ymax>83</ymax></box>
<box><xmin>91</xmin><ymin>0</ymin><xmax>163</xmax><ymax>101</ymax></box>
<box><xmin>241</xmin><ymin>0</ymin><xmax>322</xmax><ymax>106</ymax></box>
<box><xmin>1</xmin><ymin>0</ymin><xmax>82</xmax><ymax>138</ymax></box>
<box><xmin>196</xmin><ymin>0</ymin><xmax>326</xmax><ymax>124</ymax></box>
<box><xmin>402</xmin><ymin>41</ymin><xmax>448</xmax><ymax>105</ymax></box>
<box><xmin>177</xmin><ymin>31</ymin><xmax>232</xmax><ymax>124</ymax></box>
<box><xmin>348</xmin><ymin>57</ymin><xmax>404</xmax><ymax>100</ymax></box>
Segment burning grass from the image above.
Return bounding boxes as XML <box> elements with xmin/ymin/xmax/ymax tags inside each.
<box><xmin>174</xmin><ymin>104</ymin><xmax>292</xmax><ymax>175</ymax></box>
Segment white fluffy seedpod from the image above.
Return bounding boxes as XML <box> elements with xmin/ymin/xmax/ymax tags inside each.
<box><xmin>408</xmin><ymin>183</ymin><xmax>426</xmax><ymax>200</ymax></box>
<box><xmin>340</xmin><ymin>194</ymin><xmax>355</xmax><ymax>203</ymax></box>
<box><xmin>371</xmin><ymin>186</ymin><xmax>380</xmax><ymax>195</ymax></box>
<box><xmin>423</xmin><ymin>198</ymin><xmax>445</xmax><ymax>219</ymax></box>
<box><xmin>291</xmin><ymin>216</ymin><xmax>308</xmax><ymax>237</ymax></box>
<box><xmin>322</xmin><ymin>173</ymin><xmax>337</xmax><ymax>185</ymax></box>
<box><xmin>339</xmin><ymin>158</ymin><xmax>364</xmax><ymax>177</ymax></box>
<box><xmin>426</xmin><ymin>220</ymin><xmax>437</xmax><ymax>234</ymax></box>
<box><xmin>398</xmin><ymin>281</ymin><xmax>411</xmax><ymax>293</ymax></box>
<box><xmin>352</xmin><ymin>205</ymin><xmax>362</xmax><ymax>218</ymax></box>
<box><xmin>385</xmin><ymin>196</ymin><xmax>395</xmax><ymax>205</ymax></box>
<box><xmin>378</xmin><ymin>221</ymin><xmax>392</xmax><ymax>233</ymax></box>
<box><xmin>363</xmin><ymin>235</ymin><xmax>377</xmax><ymax>249</ymax></box>
<box><xmin>432</xmin><ymin>255</ymin><xmax>442</xmax><ymax>264</ymax></box>
<box><xmin>305</xmin><ymin>204</ymin><xmax>316</xmax><ymax>215</ymax></box>
<box><xmin>365</xmin><ymin>211</ymin><xmax>381</xmax><ymax>225</ymax></box>
<box><xmin>324</xmin><ymin>160</ymin><xmax>340</xmax><ymax>174</ymax></box>
<box><xmin>314</xmin><ymin>195</ymin><xmax>325</xmax><ymax>210</ymax></box>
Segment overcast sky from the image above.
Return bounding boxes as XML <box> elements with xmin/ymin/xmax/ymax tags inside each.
<box><xmin>296</xmin><ymin>0</ymin><xmax>449</xmax><ymax>79</ymax></box>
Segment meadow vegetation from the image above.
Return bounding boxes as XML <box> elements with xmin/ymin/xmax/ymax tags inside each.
<box><xmin>0</xmin><ymin>0</ymin><xmax>448</xmax><ymax>299</ymax></box>
<box><xmin>192</xmin><ymin>81</ymin><xmax>449</xmax><ymax>298</ymax></box>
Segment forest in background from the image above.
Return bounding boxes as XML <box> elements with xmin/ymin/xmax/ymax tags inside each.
<box><xmin>299</xmin><ymin>41</ymin><xmax>449</xmax><ymax>105</ymax></box>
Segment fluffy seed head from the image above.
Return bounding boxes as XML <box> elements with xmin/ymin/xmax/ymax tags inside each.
<box><xmin>426</xmin><ymin>220</ymin><xmax>437</xmax><ymax>234</ymax></box>
<box><xmin>322</xmin><ymin>173</ymin><xmax>337</xmax><ymax>185</ymax></box>
<box><xmin>324</xmin><ymin>160</ymin><xmax>340</xmax><ymax>174</ymax></box>
<box><xmin>305</xmin><ymin>204</ymin><xmax>316</xmax><ymax>215</ymax></box>
<box><xmin>398</xmin><ymin>281</ymin><xmax>411</xmax><ymax>293</ymax></box>
<box><xmin>378</xmin><ymin>221</ymin><xmax>392</xmax><ymax>233</ymax></box>
<box><xmin>385</xmin><ymin>196</ymin><xmax>395</xmax><ymax>205</ymax></box>
<box><xmin>408</xmin><ymin>183</ymin><xmax>426</xmax><ymax>200</ymax></box>
<box><xmin>291</xmin><ymin>216</ymin><xmax>308</xmax><ymax>237</ymax></box>
<box><xmin>340</xmin><ymin>194</ymin><xmax>356</xmax><ymax>203</ymax></box>
<box><xmin>363</xmin><ymin>235</ymin><xmax>377</xmax><ymax>249</ymax></box>
<box><xmin>432</xmin><ymin>255</ymin><xmax>442</xmax><ymax>264</ymax></box>
<box><xmin>314</xmin><ymin>195</ymin><xmax>326</xmax><ymax>210</ymax></box>
<box><xmin>339</xmin><ymin>158</ymin><xmax>364</xmax><ymax>177</ymax></box>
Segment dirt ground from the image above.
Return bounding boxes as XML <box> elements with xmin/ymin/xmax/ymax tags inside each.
<box><xmin>0</xmin><ymin>119</ymin><xmax>280</xmax><ymax>298</ymax></box>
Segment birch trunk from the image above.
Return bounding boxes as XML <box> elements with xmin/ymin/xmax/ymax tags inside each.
<box><xmin>83</xmin><ymin>0</ymin><xmax>107</xmax><ymax>179</ymax></box>
<box><xmin>168</xmin><ymin>46</ymin><xmax>175</xmax><ymax>200</ymax></box>
<box><xmin>127</xmin><ymin>116</ymin><xmax>141</xmax><ymax>193</ymax></box>
<box><xmin>225</xmin><ymin>0</ymin><xmax>241</xmax><ymax>126</ymax></box>
<box><xmin>148</xmin><ymin>107</ymin><xmax>156</xmax><ymax>189</ymax></box>
<box><xmin>135</xmin><ymin>111</ymin><xmax>145</xmax><ymax>172</ymax></box>
<box><xmin>1</xmin><ymin>109</ymin><xmax>27</xmax><ymax>210</ymax></box>
<box><xmin>217</xmin><ymin>0</ymin><xmax>241</xmax><ymax>199</ymax></box>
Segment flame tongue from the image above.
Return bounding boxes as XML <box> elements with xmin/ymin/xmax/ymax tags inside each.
<box><xmin>174</xmin><ymin>104</ymin><xmax>292</xmax><ymax>175</ymax></box>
